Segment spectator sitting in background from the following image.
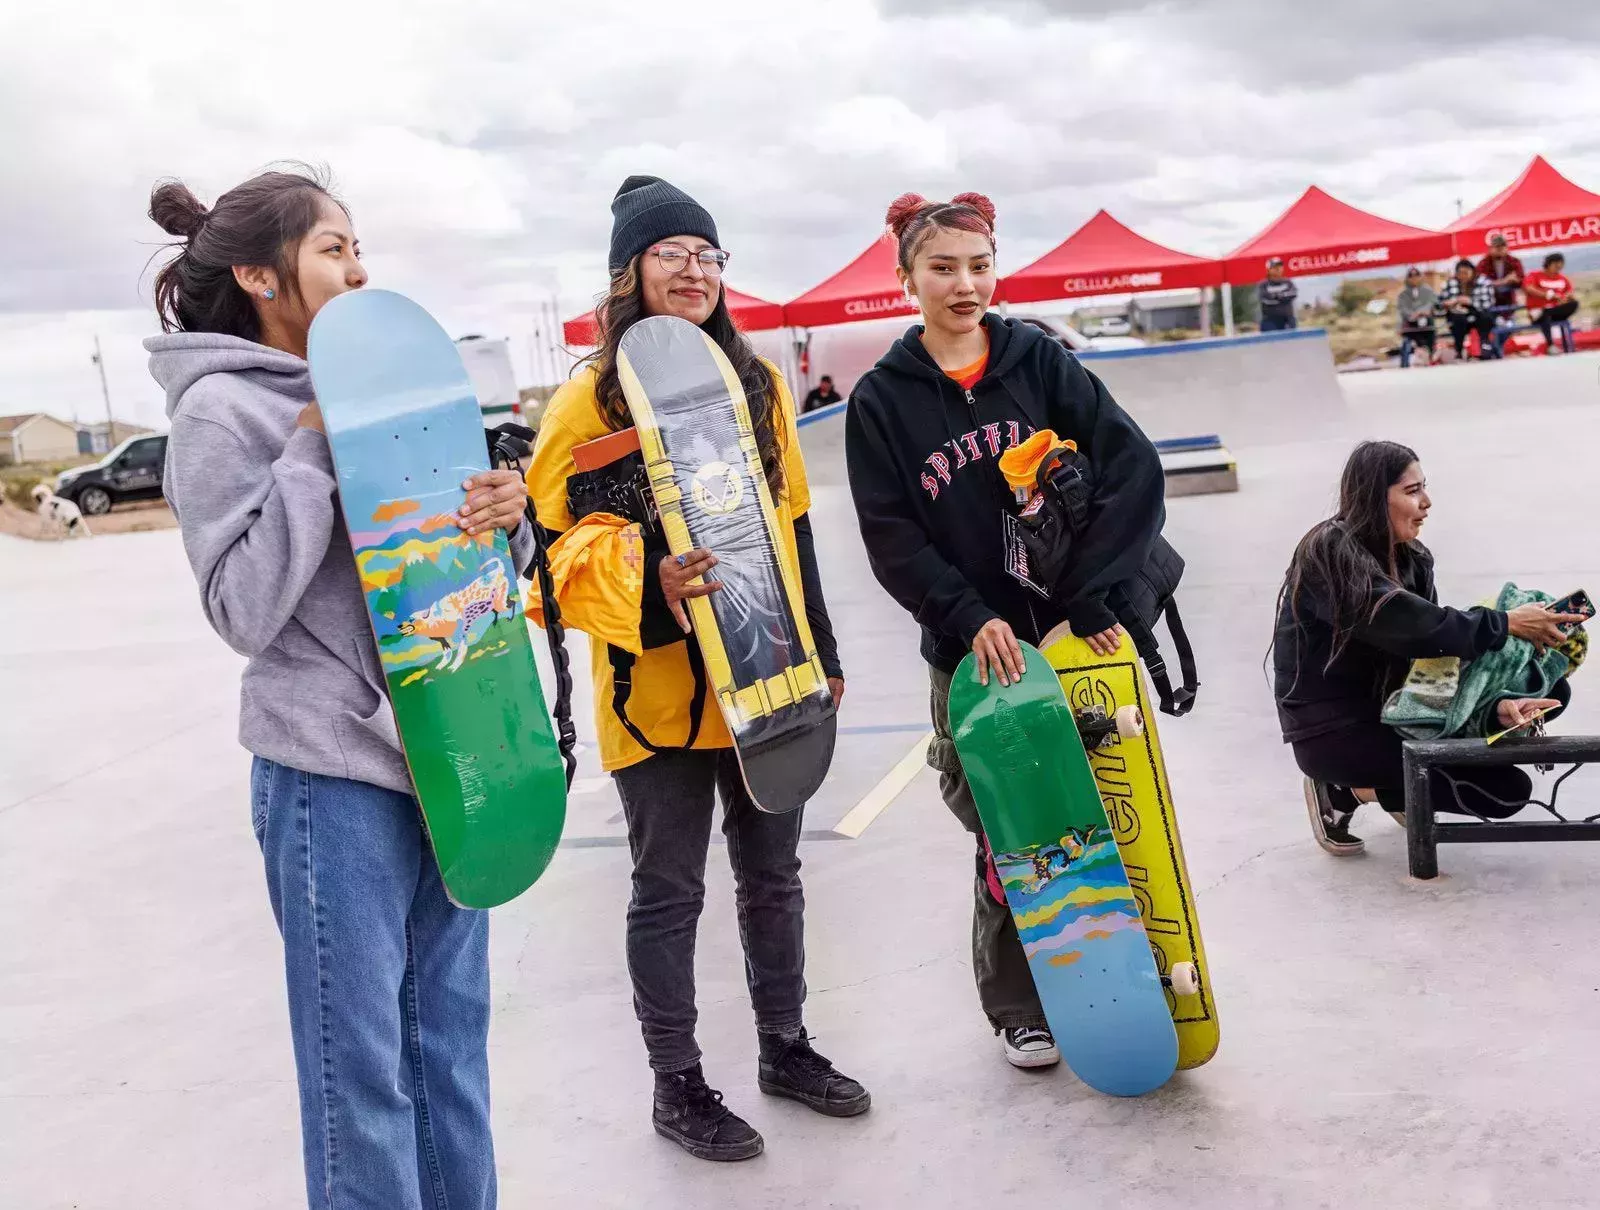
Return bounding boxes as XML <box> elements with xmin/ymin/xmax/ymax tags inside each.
<box><xmin>1257</xmin><ymin>257</ymin><xmax>1298</xmax><ymax>332</ymax></box>
<box><xmin>1523</xmin><ymin>252</ymin><xmax>1579</xmax><ymax>353</ymax></box>
<box><xmin>1439</xmin><ymin>259</ymin><xmax>1498</xmax><ymax>361</ymax></box>
<box><xmin>1475</xmin><ymin>234</ymin><xmax>1524</xmax><ymax>311</ymax></box>
<box><xmin>802</xmin><ymin>374</ymin><xmax>843</xmax><ymax>413</ymax></box>
<box><xmin>1395</xmin><ymin>266</ymin><xmax>1439</xmax><ymax>365</ymax></box>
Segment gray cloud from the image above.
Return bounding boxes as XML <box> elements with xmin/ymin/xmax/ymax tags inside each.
<box><xmin>3</xmin><ymin>0</ymin><xmax>1598</xmax><ymax>429</ymax></box>
<box><xmin>877</xmin><ymin>0</ymin><xmax>1600</xmax><ymax>85</ymax></box>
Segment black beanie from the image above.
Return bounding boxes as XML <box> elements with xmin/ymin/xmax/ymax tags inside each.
<box><xmin>608</xmin><ymin>175</ymin><xmax>720</xmax><ymax>274</ymax></box>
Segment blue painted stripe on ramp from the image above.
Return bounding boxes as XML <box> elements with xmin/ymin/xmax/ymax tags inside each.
<box><xmin>1077</xmin><ymin>327</ymin><xmax>1327</xmax><ymax>362</ymax></box>
<box><xmin>797</xmin><ymin>400</ymin><xmax>847</xmax><ymax>427</ymax></box>
<box><xmin>1154</xmin><ymin>435</ymin><xmax>1223</xmax><ymax>453</ymax></box>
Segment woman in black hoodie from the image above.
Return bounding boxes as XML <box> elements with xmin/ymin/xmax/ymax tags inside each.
<box><xmin>845</xmin><ymin>193</ymin><xmax>1164</xmax><ymax>1070</ymax></box>
<box><xmin>1273</xmin><ymin>440</ymin><xmax>1578</xmax><ymax>855</ymax></box>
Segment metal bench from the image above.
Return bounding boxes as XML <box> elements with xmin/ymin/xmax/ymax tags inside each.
<box><xmin>1401</xmin><ymin>735</ymin><xmax>1600</xmax><ymax>879</ymax></box>
<box><xmin>1487</xmin><ymin>305</ymin><xmax>1576</xmax><ymax>357</ymax></box>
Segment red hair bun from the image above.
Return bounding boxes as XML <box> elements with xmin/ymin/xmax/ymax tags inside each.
<box><xmin>885</xmin><ymin>192</ymin><xmax>929</xmax><ymax>238</ymax></box>
<box><xmin>951</xmin><ymin>192</ymin><xmax>997</xmax><ymax>228</ymax></box>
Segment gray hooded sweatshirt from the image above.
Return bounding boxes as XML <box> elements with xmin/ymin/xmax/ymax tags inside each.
<box><xmin>147</xmin><ymin>332</ymin><xmax>533</xmax><ymax>796</ymax></box>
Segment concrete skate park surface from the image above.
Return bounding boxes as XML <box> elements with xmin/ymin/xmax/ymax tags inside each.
<box><xmin>5</xmin><ymin>352</ymin><xmax>1600</xmax><ymax>1208</ymax></box>
<box><xmin>1077</xmin><ymin>328</ymin><xmax>1349</xmax><ymax>446</ymax></box>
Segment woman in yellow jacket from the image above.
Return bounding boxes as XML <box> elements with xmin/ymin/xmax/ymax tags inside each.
<box><xmin>526</xmin><ymin>176</ymin><xmax>869</xmax><ymax>1163</ymax></box>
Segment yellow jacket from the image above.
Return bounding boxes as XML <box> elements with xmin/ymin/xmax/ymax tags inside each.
<box><xmin>525</xmin><ymin>361</ymin><xmax>812</xmax><ymax>771</ymax></box>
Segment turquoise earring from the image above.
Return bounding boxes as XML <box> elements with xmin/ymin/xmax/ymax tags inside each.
<box><xmin>263</xmin><ymin>288</ymin><xmax>276</xmax><ymax>301</ymax></box>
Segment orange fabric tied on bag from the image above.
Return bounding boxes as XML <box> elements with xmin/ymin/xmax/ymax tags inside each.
<box><xmin>525</xmin><ymin>511</ymin><xmax>647</xmax><ymax>654</ymax></box>
<box><xmin>997</xmin><ymin>429</ymin><xmax>1075</xmax><ymax>496</ymax></box>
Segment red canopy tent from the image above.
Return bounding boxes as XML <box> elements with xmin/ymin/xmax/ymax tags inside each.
<box><xmin>999</xmin><ymin>210</ymin><xmax>1223</xmax><ymax>304</ymax></box>
<box><xmin>783</xmin><ymin>235</ymin><xmax>921</xmax><ymax>329</ymax></box>
<box><xmin>561</xmin><ymin>286</ymin><xmax>785</xmax><ymax>346</ymax></box>
<box><xmin>1446</xmin><ymin>155</ymin><xmax>1600</xmax><ymax>258</ymax></box>
<box><xmin>1223</xmin><ymin>186</ymin><xmax>1453</xmax><ymax>283</ymax></box>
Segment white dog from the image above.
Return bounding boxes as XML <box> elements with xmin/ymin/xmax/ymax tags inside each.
<box><xmin>31</xmin><ymin>482</ymin><xmax>92</xmax><ymax>540</ymax></box>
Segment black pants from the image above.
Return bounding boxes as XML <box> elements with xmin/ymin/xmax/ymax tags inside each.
<box><xmin>928</xmin><ymin>665</ymin><xmax>1048</xmax><ymax>1033</ymax></box>
<box><xmin>1401</xmin><ymin>326</ymin><xmax>1436</xmax><ymax>354</ymax></box>
<box><xmin>612</xmin><ymin>748</ymin><xmax>806</xmax><ymax>1072</ymax></box>
<box><xmin>1292</xmin><ymin>681</ymin><xmax>1569</xmax><ymax>819</ymax></box>
<box><xmin>1535</xmin><ymin>298</ymin><xmax>1579</xmax><ymax>346</ymax></box>
<box><xmin>1446</xmin><ymin>309</ymin><xmax>1495</xmax><ymax>357</ymax></box>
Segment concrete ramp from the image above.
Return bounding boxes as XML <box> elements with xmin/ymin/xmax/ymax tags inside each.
<box><xmin>1077</xmin><ymin>329</ymin><xmax>1349</xmax><ymax>448</ymax></box>
<box><xmin>798</xmin><ymin>330</ymin><xmax>1346</xmax><ymax>494</ymax></box>
<box><xmin>797</xmin><ymin>399</ymin><xmax>847</xmax><ymax>487</ymax></box>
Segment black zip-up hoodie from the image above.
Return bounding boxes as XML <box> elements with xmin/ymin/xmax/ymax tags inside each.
<box><xmin>845</xmin><ymin>314</ymin><xmax>1164</xmax><ymax>673</ymax></box>
<box><xmin>1272</xmin><ymin>538</ymin><xmax>1509</xmax><ymax>743</ymax></box>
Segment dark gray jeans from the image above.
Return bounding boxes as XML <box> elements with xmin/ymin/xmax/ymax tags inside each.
<box><xmin>612</xmin><ymin>748</ymin><xmax>807</xmax><ymax>1072</ymax></box>
<box><xmin>927</xmin><ymin>665</ymin><xmax>1048</xmax><ymax>1034</ymax></box>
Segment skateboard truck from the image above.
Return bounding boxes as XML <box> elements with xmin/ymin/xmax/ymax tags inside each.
<box><xmin>1074</xmin><ymin>703</ymin><xmax>1145</xmax><ymax>751</ymax></box>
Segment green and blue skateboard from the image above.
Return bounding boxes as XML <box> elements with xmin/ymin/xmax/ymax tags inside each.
<box><xmin>949</xmin><ymin>641</ymin><xmax>1183</xmax><ymax>1095</ymax></box>
<box><xmin>308</xmin><ymin>288</ymin><xmax>567</xmax><ymax>908</ymax></box>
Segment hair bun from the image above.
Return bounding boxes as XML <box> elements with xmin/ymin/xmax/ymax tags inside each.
<box><xmin>149</xmin><ymin>180</ymin><xmax>209</xmax><ymax>239</ymax></box>
<box><xmin>885</xmin><ymin>192</ymin><xmax>930</xmax><ymax>238</ymax></box>
<box><xmin>951</xmin><ymin>191</ymin><xmax>997</xmax><ymax>228</ymax></box>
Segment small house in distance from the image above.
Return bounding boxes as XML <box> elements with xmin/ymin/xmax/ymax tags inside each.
<box><xmin>0</xmin><ymin>412</ymin><xmax>80</xmax><ymax>465</ymax></box>
<box><xmin>1129</xmin><ymin>289</ymin><xmax>1206</xmax><ymax>335</ymax></box>
<box><xmin>79</xmin><ymin>420</ymin><xmax>155</xmax><ymax>456</ymax></box>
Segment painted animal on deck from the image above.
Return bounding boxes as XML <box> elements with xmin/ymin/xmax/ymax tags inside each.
<box><xmin>399</xmin><ymin>559</ymin><xmax>513</xmax><ymax>672</ymax></box>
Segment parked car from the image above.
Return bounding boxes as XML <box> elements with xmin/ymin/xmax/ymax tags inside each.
<box><xmin>1012</xmin><ymin>314</ymin><xmax>1145</xmax><ymax>352</ymax></box>
<box><xmin>1082</xmin><ymin>315</ymin><xmax>1134</xmax><ymax>338</ymax></box>
<box><xmin>54</xmin><ymin>433</ymin><xmax>169</xmax><ymax>515</ymax></box>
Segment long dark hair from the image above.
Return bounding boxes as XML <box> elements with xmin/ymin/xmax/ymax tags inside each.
<box><xmin>148</xmin><ymin>164</ymin><xmax>345</xmax><ymax>341</ymax></box>
<box><xmin>582</xmin><ymin>261</ymin><xmax>786</xmax><ymax>496</ymax></box>
<box><xmin>1276</xmin><ymin>440</ymin><xmax>1421</xmax><ymax>671</ymax></box>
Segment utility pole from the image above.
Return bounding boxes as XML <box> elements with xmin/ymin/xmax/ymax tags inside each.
<box><xmin>91</xmin><ymin>335</ymin><xmax>116</xmax><ymax>451</ymax></box>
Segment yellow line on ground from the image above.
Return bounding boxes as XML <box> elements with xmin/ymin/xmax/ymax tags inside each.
<box><xmin>833</xmin><ymin>731</ymin><xmax>933</xmax><ymax>839</ymax></box>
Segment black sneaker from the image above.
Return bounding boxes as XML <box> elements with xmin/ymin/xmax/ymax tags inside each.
<box><xmin>652</xmin><ymin>1066</ymin><xmax>763</xmax><ymax>1162</ymax></box>
<box><xmin>1303</xmin><ymin>778</ymin><xmax>1365</xmax><ymax>855</ymax></box>
<box><xmin>1001</xmin><ymin>1025</ymin><xmax>1061</xmax><ymax>1069</ymax></box>
<box><xmin>758</xmin><ymin>1030</ymin><xmax>872</xmax><ymax>1117</ymax></box>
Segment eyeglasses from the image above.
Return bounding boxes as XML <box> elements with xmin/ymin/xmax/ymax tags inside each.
<box><xmin>650</xmin><ymin>243</ymin><xmax>730</xmax><ymax>277</ymax></box>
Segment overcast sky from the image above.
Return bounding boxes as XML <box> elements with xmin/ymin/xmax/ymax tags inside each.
<box><xmin>4</xmin><ymin>0</ymin><xmax>1599</xmax><ymax>430</ymax></box>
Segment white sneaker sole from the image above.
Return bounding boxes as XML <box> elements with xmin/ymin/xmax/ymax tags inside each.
<box><xmin>1003</xmin><ymin>1043</ymin><xmax>1061</xmax><ymax>1069</ymax></box>
<box><xmin>1303</xmin><ymin>778</ymin><xmax>1365</xmax><ymax>856</ymax></box>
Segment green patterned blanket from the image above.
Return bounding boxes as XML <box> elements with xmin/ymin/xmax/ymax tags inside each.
<box><xmin>1380</xmin><ymin>583</ymin><xmax>1585</xmax><ymax>741</ymax></box>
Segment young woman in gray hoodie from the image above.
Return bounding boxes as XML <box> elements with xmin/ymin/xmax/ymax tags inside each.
<box><xmin>145</xmin><ymin>167</ymin><xmax>530</xmax><ymax>1210</ymax></box>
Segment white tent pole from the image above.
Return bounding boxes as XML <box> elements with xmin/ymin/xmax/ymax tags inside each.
<box><xmin>1222</xmin><ymin>283</ymin><xmax>1235</xmax><ymax>338</ymax></box>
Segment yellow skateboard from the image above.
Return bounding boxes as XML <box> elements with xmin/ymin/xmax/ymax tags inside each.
<box><xmin>1041</xmin><ymin>623</ymin><xmax>1219</xmax><ymax>1069</ymax></box>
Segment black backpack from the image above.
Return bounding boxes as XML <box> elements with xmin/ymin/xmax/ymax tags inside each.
<box><xmin>1011</xmin><ymin>442</ymin><xmax>1198</xmax><ymax>717</ymax></box>
<box><xmin>564</xmin><ymin>444</ymin><xmax>711</xmax><ymax>753</ymax></box>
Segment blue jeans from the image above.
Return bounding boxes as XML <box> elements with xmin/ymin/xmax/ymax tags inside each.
<box><xmin>1261</xmin><ymin>312</ymin><xmax>1297</xmax><ymax>332</ymax></box>
<box><xmin>251</xmin><ymin>758</ymin><xmax>495</xmax><ymax>1210</ymax></box>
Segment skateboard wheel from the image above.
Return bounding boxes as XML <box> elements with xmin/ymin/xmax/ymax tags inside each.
<box><xmin>1167</xmin><ymin>961</ymin><xmax>1200</xmax><ymax>997</ymax></box>
<box><xmin>1114</xmin><ymin>705</ymin><xmax>1145</xmax><ymax>739</ymax></box>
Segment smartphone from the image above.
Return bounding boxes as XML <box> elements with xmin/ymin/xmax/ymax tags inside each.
<box><xmin>1549</xmin><ymin>588</ymin><xmax>1595</xmax><ymax>632</ymax></box>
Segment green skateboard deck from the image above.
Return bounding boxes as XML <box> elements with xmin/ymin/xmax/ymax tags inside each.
<box><xmin>949</xmin><ymin>641</ymin><xmax>1178</xmax><ymax>1095</ymax></box>
<box><xmin>308</xmin><ymin>289</ymin><xmax>567</xmax><ymax>909</ymax></box>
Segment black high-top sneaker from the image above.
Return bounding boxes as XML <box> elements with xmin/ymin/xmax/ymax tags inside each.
<box><xmin>757</xmin><ymin>1030</ymin><xmax>872</xmax><ymax>1117</ymax></box>
<box><xmin>652</xmin><ymin>1065</ymin><xmax>763</xmax><ymax>1162</ymax></box>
